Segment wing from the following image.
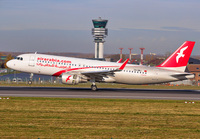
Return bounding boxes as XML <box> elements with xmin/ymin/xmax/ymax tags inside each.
<box><xmin>81</xmin><ymin>59</ymin><xmax>129</xmax><ymax>82</ymax></box>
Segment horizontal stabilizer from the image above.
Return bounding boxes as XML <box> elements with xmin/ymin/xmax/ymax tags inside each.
<box><xmin>171</xmin><ymin>73</ymin><xmax>194</xmax><ymax>79</ymax></box>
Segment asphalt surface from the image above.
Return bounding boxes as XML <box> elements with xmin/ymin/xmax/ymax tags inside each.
<box><xmin>0</xmin><ymin>86</ymin><xmax>200</xmax><ymax>100</ymax></box>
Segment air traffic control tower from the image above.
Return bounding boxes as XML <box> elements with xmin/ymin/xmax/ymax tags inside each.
<box><xmin>92</xmin><ymin>17</ymin><xmax>108</xmax><ymax>59</ymax></box>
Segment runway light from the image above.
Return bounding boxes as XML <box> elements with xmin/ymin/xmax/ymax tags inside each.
<box><xmin>0</xmin><ymin>97</ymin><xmax>10</xmax><ymax>100</ymax></box>
<box><xmin>185</xmin><ymin>101</ymin><xmax>195</xmax><ymax>104</ymax></box>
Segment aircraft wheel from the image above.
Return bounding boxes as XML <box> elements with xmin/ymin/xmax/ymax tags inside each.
<box><xmin>91</xmin><ymin>85</ymin><xmax>98</xmax><ymax>91</ymax></box>
<box><xmin>28</xmin><ymin>80</ymin><xmax>32</xmax><ymax>85</ymax></box>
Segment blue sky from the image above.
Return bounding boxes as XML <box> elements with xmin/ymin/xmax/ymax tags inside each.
<box><xmin>0</xmin><ymin>0</ymin><xmax>200</xmax><ymax>55</ymax></box>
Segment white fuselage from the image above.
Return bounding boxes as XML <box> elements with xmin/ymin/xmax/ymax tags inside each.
<box><xmin>6</xmin><ymin>53</ymin><xmax>194</xmax><ymax>85</ymax></box>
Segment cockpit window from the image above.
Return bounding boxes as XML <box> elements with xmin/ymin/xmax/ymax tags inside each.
<box><xmin>16</xmin><ymin>57</ymin><xmax>23</xmax><ymax>61</ymax></box>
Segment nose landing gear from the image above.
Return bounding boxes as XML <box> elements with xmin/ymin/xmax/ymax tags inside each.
<box><xmin>28</xmin><ymin>73</ymin><xmax>34</xmax><ymax>85</ymax></box>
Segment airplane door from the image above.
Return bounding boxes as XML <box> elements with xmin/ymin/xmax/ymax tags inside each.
<box><xmin>29</xmin><ymin>55</ymin><xmax>35</xmax><ymax>66</ymax></box>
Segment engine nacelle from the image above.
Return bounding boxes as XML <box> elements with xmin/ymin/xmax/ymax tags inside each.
<box><xmin>62</xmin><ymin>74</ymin><xmax>86</xmax><ymax>85</ymax></box>
<box><xmin>102</xmin><ymin>77</ymin><xmax>116</xmax><ymax>83</ymax></box>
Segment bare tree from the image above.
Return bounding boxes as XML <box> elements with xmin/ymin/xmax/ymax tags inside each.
<box><xmin>4</xmin><ymin>54</ymin><xmax>14</xmax><ymax>68</ymax></box>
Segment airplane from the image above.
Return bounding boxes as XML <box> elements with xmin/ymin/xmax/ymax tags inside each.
<box><xmin>6</xmin><ymin>41</ymin><xmax>195</xmax><ymax>91</ymax></box>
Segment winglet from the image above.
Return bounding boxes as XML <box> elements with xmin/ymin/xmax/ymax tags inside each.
<box><xmin>117</xmin><ymin>58</ymin><xmax>122</xmax><ymax>63</ymax></box>
<box><xmin>119</xmin><ymin>58</ymin><xmax>129</xmax><ymax>70</ymax></box>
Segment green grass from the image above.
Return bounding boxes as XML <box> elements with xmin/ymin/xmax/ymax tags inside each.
<box><xmin>0</xmin><ymin>97</ymin><xmax>200</xmax><ymax>138</ymax></box>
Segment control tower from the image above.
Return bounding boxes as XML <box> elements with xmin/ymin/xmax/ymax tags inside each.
<box><xmin>92</xmin><ymin>17</ymin><xmax>108</xmax><ymax>59</ymax></box>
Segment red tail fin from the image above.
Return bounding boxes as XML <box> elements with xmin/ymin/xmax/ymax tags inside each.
<box><xmin>156</xmin><ymin>41</ymin><xmax>195</xmax><ymax>71</ymax></box>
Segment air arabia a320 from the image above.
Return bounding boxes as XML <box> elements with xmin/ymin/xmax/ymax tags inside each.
<box><xmin>7</xmin><ymin>41</ymin><xmax>195</xmax><ymax>91</ymax></box>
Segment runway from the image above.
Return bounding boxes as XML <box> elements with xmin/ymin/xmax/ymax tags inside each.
<box><xmin>0</xmin><ymin>86</ymin><xmax>200</xmax><ymax>100</ymax></box>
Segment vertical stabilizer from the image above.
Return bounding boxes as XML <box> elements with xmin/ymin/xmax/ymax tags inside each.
<box><xmin>156</xmin><ymin>41</ymin><xmax>195</xmax><ymax>72</ymax></box>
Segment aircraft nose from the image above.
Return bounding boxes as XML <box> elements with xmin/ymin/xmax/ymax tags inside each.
<box><xmin>6</xmin><ymin>60</ymin><xmax>15</xmax><ymax>69</ymax></box>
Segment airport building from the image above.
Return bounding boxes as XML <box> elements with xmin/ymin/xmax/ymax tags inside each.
<box><xmin>187</xmin><ymin>58</ymin><xmax>200</xmax><ymax>82</ymax></box>
<box><xmin>92</xmin><ymin>17</ymin><xmax>108</xmax><ymax>59</ymax></box>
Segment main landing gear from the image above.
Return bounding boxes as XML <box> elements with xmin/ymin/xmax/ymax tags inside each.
<box><xmin>91</xmin><ymin>82</ymin><xmax>98</xmax><ymax>91</ymax></box>
<box><xmin>28</xmin><ymin>73</ymin><xmax>34</xmax><ymax>85</ymax></box>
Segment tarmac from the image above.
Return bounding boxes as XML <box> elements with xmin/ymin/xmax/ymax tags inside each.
<box><xmin>0</xmin><ymin>86</ymin><xmax>200</xmax><ymax>100</ymax></box>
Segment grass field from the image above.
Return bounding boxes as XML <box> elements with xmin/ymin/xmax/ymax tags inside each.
<box><xmin>1</xmin><ymin>97</ymin><xmax>200</xmax><ymax>138</ymax></box>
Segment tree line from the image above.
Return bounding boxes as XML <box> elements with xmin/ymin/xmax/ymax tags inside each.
<box><xmin>0</xmin><ymin>53</ymin><xmax>14</xmax><ymax>68</ymax></box>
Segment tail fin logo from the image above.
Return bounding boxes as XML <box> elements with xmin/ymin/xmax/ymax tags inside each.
<box><xmin>156</xmin><ymin>41</ymin><xmax>195</xmax><ymax>71</ymax></box>
<box><xmin>176</xmin><ymin>46</ymin><xmax>188</xmax><ymax>63</ymax></box>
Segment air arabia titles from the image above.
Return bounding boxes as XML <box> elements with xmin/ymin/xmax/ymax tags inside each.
<box><xmin>36</xmin><ymin>57</ymin><xmax>71</xmax><ymax>69</ymax></box>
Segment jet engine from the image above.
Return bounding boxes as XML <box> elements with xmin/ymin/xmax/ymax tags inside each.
<box><xmin>61</xmin><ymin>73</ymin><xmax>86</xmax><ymax>85</ymax></box>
